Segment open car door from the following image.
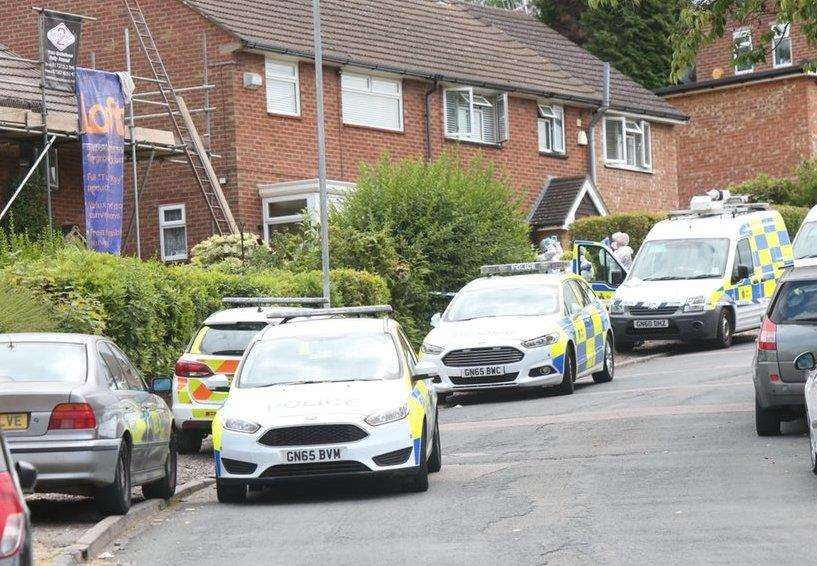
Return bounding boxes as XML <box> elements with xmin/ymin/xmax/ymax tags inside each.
<box><xmin>571</xmin><ymin>240</ymin><xmax>628</xmax><ymax>303</ymax></box>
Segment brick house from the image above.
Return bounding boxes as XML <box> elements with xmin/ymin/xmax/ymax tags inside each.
<box><xmin>659</xmin><ymin>15</ymin><xmax>817</xmax><ymax>205</ymax></box>
<box><xmin>0</xmin><ymin>0</ymin><xmax>686</xmax><ymax>260</ymax></box>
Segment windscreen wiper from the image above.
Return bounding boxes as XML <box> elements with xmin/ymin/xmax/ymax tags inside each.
<box><xmin>210</xmin><ymin>350</ymin><xmax>245</xmax><ymax>356</ymax></box>
<box><xmin>256</xmin><ymin>380</ymin><xmax>323</xmax><ymax>388</ymax></box>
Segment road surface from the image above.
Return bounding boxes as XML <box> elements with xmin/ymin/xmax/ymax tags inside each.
<box><xmin>107</xmin><ymin>338</ymin><xmax>817</xmax><ymax>565</ymax></box>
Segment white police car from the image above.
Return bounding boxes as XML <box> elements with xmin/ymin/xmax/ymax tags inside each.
<box><xmin>421</xmin><ymin>262</ymin><xmax>615</xmax><ymax>401</ymax></box>
<box><xmin>211</xmin><ymin>306</ymin><xmax>441</xmax><ymax>503</ymax></box>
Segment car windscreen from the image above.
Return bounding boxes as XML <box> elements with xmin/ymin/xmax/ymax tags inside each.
<box><xmin>793</xmin><ymin>221</ymin><xmax>817</xmax><ymax>260</ymax></box>
<box><xmin>444</xmin><ymin>285</ymin><xmax>559</xmax><ymax>322</ymax></box>
<box><xmin>629</xmin><ymin>238</ymin><xmax>730</xmax><ymax>281</ymax></box>
<box><xmin>770</xmin><ymin>281</ymin><xmax>817</xmax><ymax>324</ymax></box>
<box><xmin>192</xmin><ymin>322</ymin><xmax>268</xmax><ymax>356</ymax></box>
<box><xmin>0</xmin><ymin>342</ymin><xmax>87</xmax><ymax>383</ymax></box>
<box><xmin>237</xmin><ymin>333</ymin><xmax>401</xmax><ymax>388</ymax></box>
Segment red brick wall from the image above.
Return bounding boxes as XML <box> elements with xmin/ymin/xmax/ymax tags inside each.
<box><xmin>667</xmin><ymin>76</ymin><xmax>817</xmax><ymax>204</ymax></box>
<box><xmin>0</xmin><ymin>0</ymin><xmax>681</xmax><ymax>256</ymax></box>
<box><xmin>695</xmin><ymin>15</ymin><xmax>817</xmax><ymax>82</ymax></box>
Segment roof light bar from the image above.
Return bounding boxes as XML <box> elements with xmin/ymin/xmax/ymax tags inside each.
<box><xmin>267</xmin><ymin>305</ymin><xmax>394</xmax><ymax>320</ymax></box>
<box><xmin>222</xmin><ymin>297</ymin><xmax>329</xmax><ymax>306</ymax></box>
<box><xmin>480</xmin><ymin>261</ymin><xmax>568</xmax><ymax>276</ymax></box>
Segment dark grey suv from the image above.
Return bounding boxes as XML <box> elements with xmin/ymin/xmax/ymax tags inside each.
<box><xmin>754</xmin><ymin>266</ymin><xmax>817</xmax><ymax>435</ymax></box>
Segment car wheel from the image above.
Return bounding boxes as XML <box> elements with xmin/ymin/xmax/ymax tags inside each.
<box><xmin>216</xmin><ymin>479</ymin><xmax>247</xmax><ymax>504</ymax></box>
<box><xmin>178</xmin><ymin>430</ymin><xmax>204</xmax><ymax>454</ymax></box>
<box><xmin>407</xmin><ymin>427</ymin><xmax>429</xmax><ymax>492</ymax></box>
<box><xmin>557</xmin><ymin>348</ymin><xmax>575</xmax><ymax>396</ymax></box>
<box><xmin>142</xmin><ymin>432</ymin><xmax>178</xmax><ymax>500</ymax></box>
<box><xmin>592</xmin><ymin>336</ymin><xmax>615</xmax><ymax>384</ymax></box>
<box><xmin>428</xmin><ymin>416</ymin><xmax>442</xmax><ymax>474</ymax></box>
<box><xmin>94</xmin><ymin>441</ymin><xmax>132</xmax><ymax>516</ymax></box>
<box><xmin>712</xmin><ymin>310</ymin><xmax>733</xmax><ymax>349</ymax></box>
<box><xmin>755</xmin><ymin>395</ymin><xmax>781</xmax><ymax>436</ymax></box>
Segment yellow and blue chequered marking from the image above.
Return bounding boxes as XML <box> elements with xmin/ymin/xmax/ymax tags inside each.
<box><xmin>549</xmin><ymin>280</ymin><xmax>611</xmax><ymax>375</ymax></box>
<box><xmin>408</xmin><ymin>381</ymin><xmax>431</xmax><ymax>465</ymax></box>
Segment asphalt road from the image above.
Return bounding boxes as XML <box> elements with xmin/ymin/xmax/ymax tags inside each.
<box><xmin>103</xmin><ymin>338</ymin><xmax>817</xmax><ymax>566</ymax></box>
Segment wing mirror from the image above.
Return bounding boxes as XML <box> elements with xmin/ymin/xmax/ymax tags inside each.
<box><xmin>150</xmin><ymin>377</ymin><xmax>172</xmax><ymax>394</ymax></box>
<box><xmin>430</xmin><ymin>312</ymin><xmax>441</xmax><ymax>328</ymax></box>
<box><xmin>412</xmin><ymin>362</ymin><xmax>440</xmax><ymax>383</ymax></box>
<box><xmin>795</xmin><ymin>352</ymin><xmax>817</xmax><ymax>372</ymax></box>
<box><xmin>206</xmin><ymin>373</ymin><xmax>231</xmax><ymax>392</ymax></box>
<box><xmin>15</xmin><ymin>461</ymin><xmax>37</xmax><ymax>494</ymax></box>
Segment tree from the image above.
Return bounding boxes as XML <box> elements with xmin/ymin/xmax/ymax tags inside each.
<box><xmin>591</xmin><ymin>0</ymin><xmax>817</xmax><ymax>82</ymax></box>
<box><xmin>534</xmin><ymin>0</ymin><xmax>589</xmax><ymax>45</ymax></box>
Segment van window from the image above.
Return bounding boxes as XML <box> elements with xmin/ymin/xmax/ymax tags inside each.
<box><xmin>191</xmin><ymin>322</ymin><xmax>268</xmax><ymax>356</ymax></box>
<box><xmin>733</xmin><ymin>238</ymin><xmax>754</xmax><ymax>280</ymax></box>
<box><xmin>793</xmin><ymin>221</ymin><xmax>817</xmax><ymax>260</ymax></box>
<box><xmin>629</xmin><ymin>238</ymin><xmax>730</xmax><ymax>281</ymax></box>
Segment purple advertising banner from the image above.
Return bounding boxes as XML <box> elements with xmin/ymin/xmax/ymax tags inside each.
<box><xmin>76</xmin><ymin>68</ymin><xmax>125</xmax><ymax>254</ymax></box>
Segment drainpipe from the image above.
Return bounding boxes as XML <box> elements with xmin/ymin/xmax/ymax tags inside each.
<box><xmin>587</xmin><ymin>62</ymin><xmax>611</xmax><ymax>183</ymax></box>
<box><xmin>424</xmin><ymin>79</ymin><xmax>438</xmax><ymax>161</ymax></box>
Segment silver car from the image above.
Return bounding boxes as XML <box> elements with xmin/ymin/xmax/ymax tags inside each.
<box><xmin>0</xmin><ymin>333</ymin><xmax>177</xmax><ymax>515</ymax></box>
<box><xmin>753</xmin><ymin>267</ymin><xmax>817</xmax><ymax>436</ymax></box>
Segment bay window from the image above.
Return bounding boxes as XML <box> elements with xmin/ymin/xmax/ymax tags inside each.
<box><xmin>604</xmin><ymin>117</ymin><xmax>651</xmax><ymax>171</ymax></box>
<box><xmin>443</xmin><ymin>87</ymin><xmax>508</xmax><ymax>145</ymax></box>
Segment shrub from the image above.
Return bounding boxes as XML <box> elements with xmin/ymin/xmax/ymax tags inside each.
<box><xmin>0</xmin><ymin>226</ymin><xmax>66</xmax><ymax>269</ymax></box>
<box><xmin>730</xmin><ymin>174</ymin><xmax>798</xmax><ymax>205</ymax></box>
<box><xmin>775</xmin><ymin>205</ymin><xmax>809</xmax><ymax>237</ymax></box>
<box><xmin>4</xmin><ymin>248</ymin><xmax>388</xmax><ymax>377</ymax></box>
<box><xmin>0</xmin><ymin>279</ymin><xmax>58</xmax><ymax>334</ymax></box>
<box><xmin>568</xmin><ymin>212</ymin><xmax>667</xmax><ymax>252</ymax></box>
<box><xmin>190</xmin><ymin>232</ymin><xmax>264</xmax><ymax>272</ymax></box>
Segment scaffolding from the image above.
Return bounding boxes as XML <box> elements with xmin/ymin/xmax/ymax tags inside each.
<box><xmin>0</xmin><ymin>5</ymin><xmax>229</xmax><ymax>258</ymax></box>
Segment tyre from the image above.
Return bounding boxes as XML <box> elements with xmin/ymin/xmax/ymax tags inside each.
<box><xmin>428</xmin><ymin>416</ymin><xmax>442</xmax><ymax>474</ymax></box>
<box><xmin>712</xmin><ymin>309</ymin><xmax>733</xmax><ymax>349</ymax></box>
<box><xmin>178</xmin><ymin>430</ymin><xmax>204</xmax><ymax>454</ymax></box>
<box><xmin>94</xmin><ymin>441</ymin><xmax>132</xmax><ymax>516</ymax></box>
<box><xmin>614</xmin><ymin>338</ymin><xmax>636</xmax><ymax>353</ymax></box>
<box><xmin>216</xmin><ymin>479</ymin><xmax>247</xmax><ymax>503</ymax></box>
<box><xmin>142</xmin><ymin>433</ymin><xmax>178</xmax><ymax>500</ymax></box>
<box><xmin>592</xmin><ymin>336</ymin><xmax>615</xmax><ymax>384</ymax></box>
<box><xmin>557</xmin><ymin>348</ymin><xmax>575</xmax><ymax>396</ymax></box>
<box><xmin>755</xmin><ymin>396</ymin><xmax>781</xmax><ymax>436</ymax></box>
<box><xmin>407</xmin><ymin>427</ymin><xmax>429</xmax><ymax>492</ymax></box>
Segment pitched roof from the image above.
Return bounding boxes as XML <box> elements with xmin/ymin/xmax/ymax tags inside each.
<box><xmin>0</xmin><ymin>43</ymin><xmax>75</xmax><ymax>117</ymax></box>
<box><xmin>182</xmin><ymin>0</ymin><xmax>685</xmax><ymax>120</ymax></box>
<box><xmin>460</xmin><ymin>3</ymin><xmax>686</xmax><ymax>121</ymax></box>
<box><xmin>529</xmin><ymin>175</ymin><xmax>604</xmax><ymax>228</ymax></box>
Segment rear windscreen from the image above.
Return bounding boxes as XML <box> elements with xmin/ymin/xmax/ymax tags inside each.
<box><xmin>191</xmin><ymin>323</ymin><xmax>268</xmax><ymax>356</ymax></box>
<box><xmin>770</xmin><ymin>281</ymin><xmax>817</xmax><ymax>324</ymax></box>
<box><xmin>0</xmin><ymin>342</ymin><xmax>87</xmax><ymax>383</ymax></box>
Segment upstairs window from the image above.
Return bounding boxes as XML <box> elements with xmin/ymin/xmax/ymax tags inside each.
<box><xmin>341</xmin><ymin>73</ymin><xmax>403</xmax><ymax>131</ymax></box>
<box><xmin>443</xmin><ymin>87</ymin><xmax>508</xmax><ymax>145</ymax></box>
<box><xmin>158</xmin><ymin>204</ymin><xmax>187</xmax><ymax>262</ymax></box>
<box><xmin>772</xmin><ymin>23</ymin><xmax>793</xmax><ymax>68</ymax></box>
<box><xmin>537</xmin><ymin>104</ymin><xmax>565</xmax><ymax>154</ymax></box>
<box><xmin>265</xmin><ymin>58</ymin><xmax>300</xmax><ymax>116</ymax></box>
<box><xmin>733</xmin><ymin>28</ymin><xmax>754</xmax><ymax>74</ymax></box>
<box><xmin>604</xmin><ymin>117</ymin><xmax>651</xmax><ymax>171</ymax></box>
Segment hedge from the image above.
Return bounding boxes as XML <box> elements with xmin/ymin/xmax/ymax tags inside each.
<box><xmin>3</xmin><ymin>248</ymin><xmax>389</xmax><ymax>378</ymax></box>
<box><xmin>569</xmin><ymin>207</ymin><xmax>809</xmax><ymax>252</ymax></box>
<box><xmin>568</xmin><ymin>212</ymin><xmax>667</xmax><ymax>252</ymax></box>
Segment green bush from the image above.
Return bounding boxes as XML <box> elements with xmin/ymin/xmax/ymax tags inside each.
<box><xmin>0</xmin><ymin>226</ymin><xmax>66</xmax><ymax>269</ymax></box>
<box><xmin>190</xmin><ymin>232</ymin><xmax>264</xmax><ymax>272</ymax></box>
<box><xmin>0</xmin><ymin>279</ymin><xmax>58</xmax><ymax>334</ymax></box>
<box><xmin>569</xmin><ymin>212</ymin><xmax>667</xmax><ymax>252</ymax></box>
<box><xmin>4</xmin><ymin>248</ymin><xmax>388</xmax><ymax>377</ymax></box>
<box><xmin>730</xmin><ymin>174</ymin><xmax>798</xmax><ymax>205</ymax></box>
<box><xmin>775</xmin><ymin>205</ymin><xmax>809</xmax><ymax>237</ymax></box>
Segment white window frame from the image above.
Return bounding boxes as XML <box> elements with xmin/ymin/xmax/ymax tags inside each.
<box><xmin>158</xmin><ymin>204</ymin><xmax>187</xmax><ymax>262</ymax></box>
<box><xmin>340</xmin><ymin>72</ymin><xmax>403</xmax><ymax>132</ymax></box>
<box><xmin>262</xmin><ymin>194</ymin><xmax>315</xmax><ymax>241</ymax></box>
<box><xmin>733</xmin><ymin>28</ymin><xmax>754</xmax><ymax>75</ymax></box>
<box><xmin>265</xmin><ymin>57</ymin><xmax>300</xmax><ymax>117</ymax></box>
<box><xmin>443</xmin><ymin>86</ymin><xmax>509</xmax><ymax>145</ymax></box>
<box><xmin>603</xmin><ymin>116</ymin><xmax>652</xmax><ymax>172</ymax></box>
<box><xmin>537</xmin><ymin>103</ymin><xmax>565</xmax><ymax>154</ymax></box>
<box><xmin>772</xmin><ymin>22</ymin><xmax>793</xmax><ymax>68</ymax></box>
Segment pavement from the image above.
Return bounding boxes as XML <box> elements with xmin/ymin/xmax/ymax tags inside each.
<box><xmin>76</xmin><ymin>333</ymin><xmax>817</xmax><ymax>566</ymax></box>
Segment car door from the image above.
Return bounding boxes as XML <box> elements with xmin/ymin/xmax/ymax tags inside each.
<box><xmin>563</xmin><ymin>281</ymin><xmax>589</xmax><ymax>373</ymax></box>
<box><xmin>573</xmin><ymin>242</ymin><xmax>627</xmax><ymax>303</ymax></box>
<box><xmin>732</xmin><ymin>237</ymin><xmax>764</xmax><ymax>331</ymax></box>
<box><xmin>397</xmin><ymin>329</ymin><xmax>434</xmax><ymax>429</ymax></box>
<box><xmin>572</xmin><ymin>279</ymin><xmax>607</xmax><ymax>370</ymax></box>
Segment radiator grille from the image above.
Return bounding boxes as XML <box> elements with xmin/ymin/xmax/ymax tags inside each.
<box><xmin>258</xmin><ymin>425</ymin><xmax>368</xmax><ymax>447</ymax></box>
<box><xmin>450</xmin><ymin>372</ymin><xmax>519</xmax><ymax>386</ymax></box>
<box><xmin>627</xmin><ymin>305</ymin><xmax>678</xmax><ymax>317</ymax></box>
<box><xmin>442</xmin><ymin>347</ymin><xmax>523</xmax><ymax>367</ymax></box>
<box><xmin>260</xmin><ymin>461</ymin><xmax>370</xmax><ymax>478</ymax></box>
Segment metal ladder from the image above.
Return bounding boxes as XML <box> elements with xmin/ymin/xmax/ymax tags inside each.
<box><xmin>122</xmin><ymin>0</ymin><xmax>238</xmax><ymax>235</ymax></box>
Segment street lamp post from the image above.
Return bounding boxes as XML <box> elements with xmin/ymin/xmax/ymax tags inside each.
<box><xmin>312</xmin><ymin>0</ymin><xmax>331</xmax><ymax>307</ymax></box>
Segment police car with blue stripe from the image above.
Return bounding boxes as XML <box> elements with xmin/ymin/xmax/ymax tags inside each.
<box><xmin>421</xmin><ymin>262</ymin><xmax>615</xmax><ymax>402</ymax></box>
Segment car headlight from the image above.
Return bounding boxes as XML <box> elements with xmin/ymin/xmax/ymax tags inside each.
<box><xmin>421</xmin><ymin>342</ymin><xmax>443</xmax><ymax>356</ymax></box>
<box><xmin>365</xmin><ymin>403</ymin><xmax>409</xmax><ymax>426</ymax></box>
<box><xmin>609</xmin><ymin>299</ymin><xmax>625</xmax><ymax>315</ymax></box>
<box><xmin>223</xmin><ymin>417</ymin><xmax>261</xmax><ymax>434</ymax></box>
<box><xmin>521</xmin><ymin>333</ymin><xmax>559</xmax><ymax>349</ymax></box>
<box><xmin>683</xmin><ymin>296</ymin><xmax>707</xmax><ymax>313</ymax></box>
